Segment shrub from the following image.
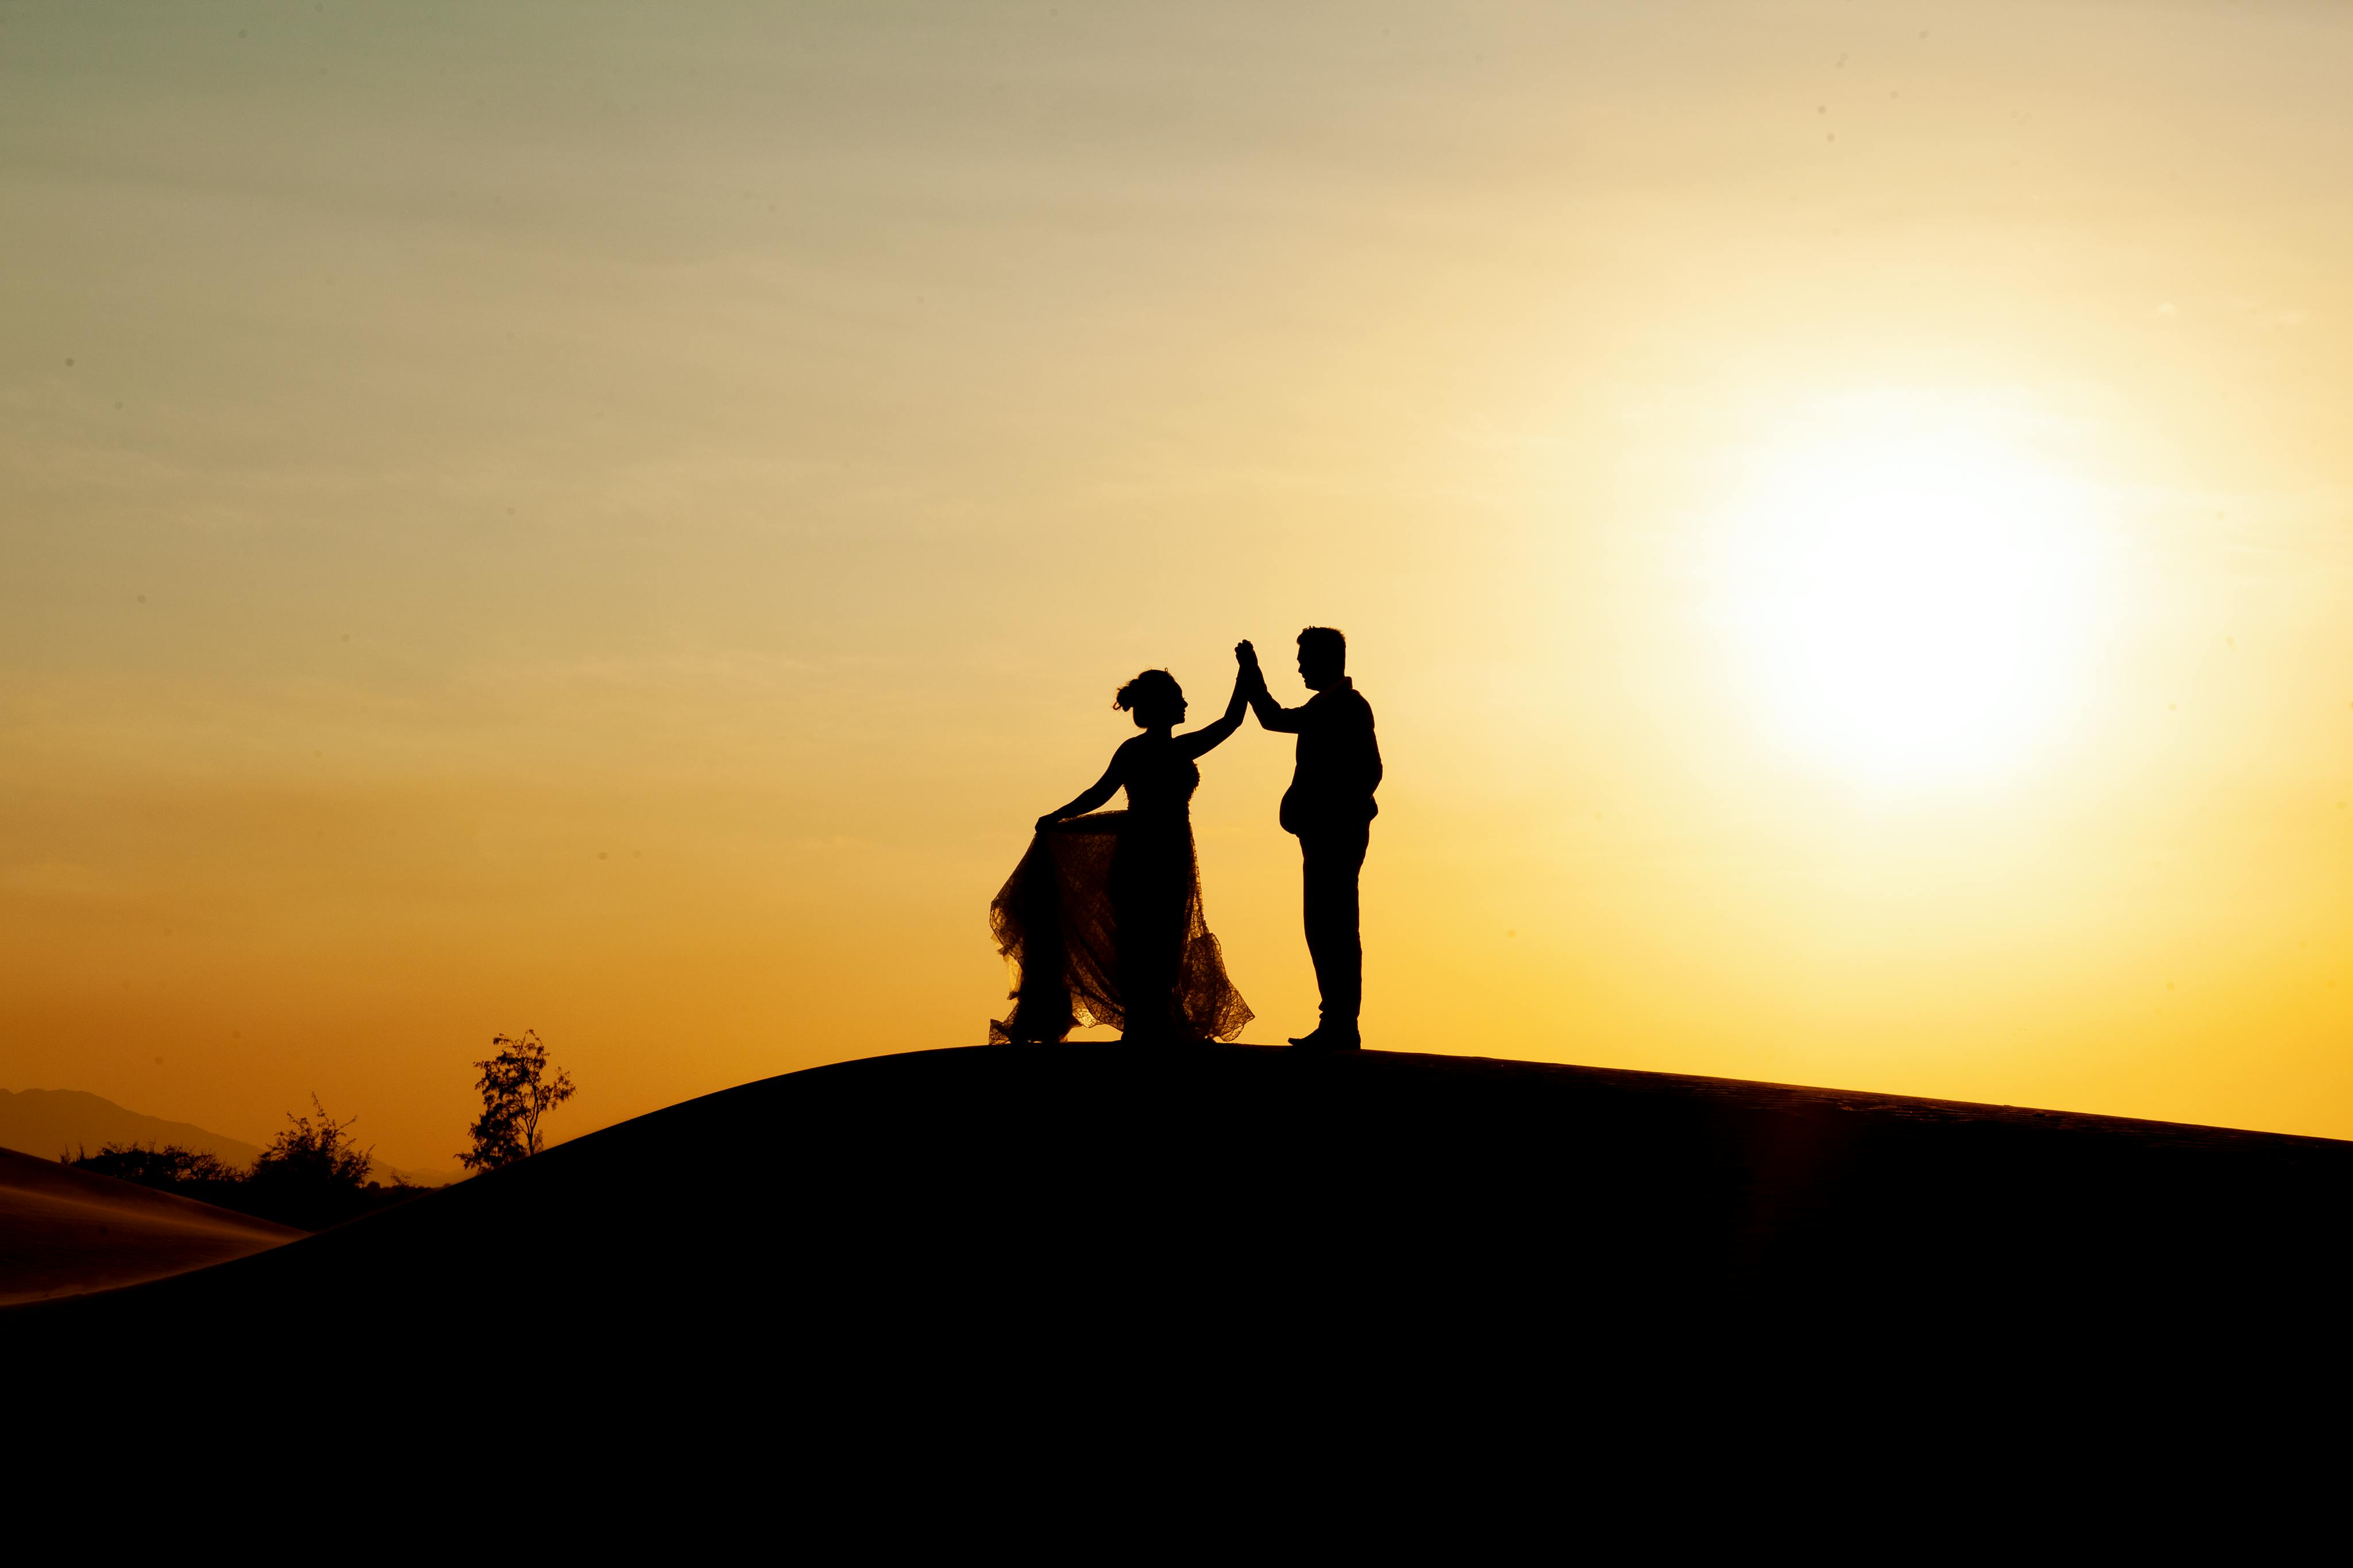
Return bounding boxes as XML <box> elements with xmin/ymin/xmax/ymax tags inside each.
<box><xmin>71</xmin><ymin>1141</ymin><xmax>240</xmax><ymax>1188</ymax></box>
<box><xmin>242</xmin><ymin>1095</ymin><xmax>374</xmax><ymax>1229</ymax></box>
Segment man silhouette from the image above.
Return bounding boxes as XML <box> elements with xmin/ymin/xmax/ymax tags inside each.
<box><xmin>1237</xmin><ymin>629</ymin><xmax>1381</xmax><ymax>1050</ymax></box>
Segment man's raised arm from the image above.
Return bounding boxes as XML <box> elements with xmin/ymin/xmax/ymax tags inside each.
<box><xmin>1236</xmin><ymin>640</ymin><xmax>1306</xmax><ymax>732</ymax></box>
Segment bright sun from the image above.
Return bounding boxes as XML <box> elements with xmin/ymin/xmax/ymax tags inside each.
<box><xmin>1722</xmin><ymin>400</ymin><xmax>2101</xmax><ymax>786</ymax></box>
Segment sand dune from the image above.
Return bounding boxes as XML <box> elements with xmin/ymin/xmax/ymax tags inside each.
<box><xmin>10</xmin><ymin>1045</ymin><xmax>2350</xmax><ymax>1412</ymax></box>
<box><xmin>0</xmin><ymin>1146</ymin><xmax>301</xmax><ymax>1306</ymax></box>
<box><xmin>9</xmin><ymin>1044</ymin><xmax>2343</xmax><ymax>1476</ymax></box>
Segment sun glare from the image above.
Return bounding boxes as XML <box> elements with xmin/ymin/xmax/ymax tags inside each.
<box><xmin>1721</xmin><ymin>400</ymin><xmax>2101</xmax><ymax>787</ymax></box>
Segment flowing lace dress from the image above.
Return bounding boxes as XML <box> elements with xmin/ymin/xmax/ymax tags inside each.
<box><xmin>989</xmin><ymin>740</ymin><xmax>1252</xmax><ymax>1044</ymax></box>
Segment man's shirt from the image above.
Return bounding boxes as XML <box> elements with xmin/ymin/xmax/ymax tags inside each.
<box><xmin>1249</xmin><ymin>676</ymin><xmax>1382</xmax><ymax>837</ymax></box>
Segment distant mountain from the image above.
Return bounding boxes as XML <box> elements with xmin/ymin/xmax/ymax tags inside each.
<box><xmin>0</xmin><ymin>1088</ymin><xmax>267</xmax><ymax>1168</ymax></box>
<box><xmin>0</xmin><ymin>1088</ymin><xmax>460</xmax><ymax>1187</ymax></box>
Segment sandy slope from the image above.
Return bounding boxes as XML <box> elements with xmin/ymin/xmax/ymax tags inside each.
<box><xmin>0</xmin><ymin>1146</ymin><xmax>302</xmax><ymax>1305</ymax></box>
<box><xmin>10</xmin><ymin>1045</ymin><xmax>2352</xmax><ymax>1413</ymax></box>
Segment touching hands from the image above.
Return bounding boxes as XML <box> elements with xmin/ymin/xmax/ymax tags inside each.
<box><xmin>1235</xmin><ymin>640</ymin><xmax>1264</xmax><ymax>691</ymax></box>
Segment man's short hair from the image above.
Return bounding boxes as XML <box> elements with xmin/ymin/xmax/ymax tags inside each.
<box><xmin>1297</xmin><ymin>626</ymin><xmax>1346</xmax><ymax>666</ymax></box>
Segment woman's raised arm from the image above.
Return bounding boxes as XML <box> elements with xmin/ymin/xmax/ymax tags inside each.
<box><xmin>1175</xmin><ymin>665</ymin><xmax>1253</xmax><ymax>760</ymax></box>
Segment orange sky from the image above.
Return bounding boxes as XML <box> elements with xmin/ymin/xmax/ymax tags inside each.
<box><xmin>7</xmin><ymin>1</ymin><xmax>2353</xmax><ymax>1168</ymax></box>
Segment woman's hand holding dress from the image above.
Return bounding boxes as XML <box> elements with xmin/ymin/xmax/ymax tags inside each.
<box><xmin>1037</xmin><ymin>750</ymin><xmax>1126</xmax><ymax>832</ymax></box>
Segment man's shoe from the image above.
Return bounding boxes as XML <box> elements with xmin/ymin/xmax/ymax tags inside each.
<box><xmin>1287</xmin><ymin>1028</ymin><xmax>1362</xmax><ymax>1051</ymax></box>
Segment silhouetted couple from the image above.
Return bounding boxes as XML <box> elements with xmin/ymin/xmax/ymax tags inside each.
<box><xmin>990</xmin><ymin>628</ymin><xmax>1380</xmax><ymax>1051</ymax></box>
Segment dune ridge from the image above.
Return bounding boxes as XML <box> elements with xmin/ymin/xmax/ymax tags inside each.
<box><xmin>0</xmin><ymin>1146</ymin><xmax>302</xmax><ymax>1305</ymax></box>
<box><xmin>12</xmin><ymin>1045</ymin><xmax>2350</xmax><ymax>1403</ymax></box>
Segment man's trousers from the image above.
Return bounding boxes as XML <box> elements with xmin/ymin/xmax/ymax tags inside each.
<box><xmin>1298</xmin><ymin>823</ymin><xmax>1370</xmax><ymax>1035</ymax></box>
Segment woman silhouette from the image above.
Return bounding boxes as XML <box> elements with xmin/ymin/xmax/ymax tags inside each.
<box><xmin>989</xmin><ymin>664</ymin><xmax>1253</xmax><ymax>1044</ymax></box>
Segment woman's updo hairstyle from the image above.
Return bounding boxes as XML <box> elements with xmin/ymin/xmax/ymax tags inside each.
<box><xmin>1114</xmin><ymin>668</ymin><xmax>1184</xmax><ymax>724</ymax></box>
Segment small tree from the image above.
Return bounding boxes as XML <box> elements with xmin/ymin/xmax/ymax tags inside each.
<box><xmin>460</xmin><ymin>1029</ymin><xmax>576</xmax><ymax>1172</ymax></box>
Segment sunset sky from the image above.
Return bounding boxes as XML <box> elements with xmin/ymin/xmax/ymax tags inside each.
<box><xmin>7</xmin><ymin>0</ymin><xmax>2353</xmax><ymax>1168</ymax></box>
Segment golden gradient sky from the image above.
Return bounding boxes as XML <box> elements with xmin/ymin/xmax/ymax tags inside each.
<box><xmin>7</xmin><ymin>1</ymin><xmax>2353</xmax><ymax>1167</ymax></box>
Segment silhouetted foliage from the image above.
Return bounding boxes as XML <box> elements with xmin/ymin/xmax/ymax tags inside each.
<box><xmin>252</xmin><ymin>1095</ymin><xmax>373</xmax><ymax>1188</ymax></box>
<box><xmin>61</xmin><ymin>1109</ymin><xmax>428</xmax><ymax>1232</ymax></box>
<box><xmin>70</xmin><ymin>1140</ymin><xmax>238</xmax><ymax>1189</ymax></box>
<box><xmin>241</xmin><ymin>1095</ymin><xmax>375</xmax><ymax>1229</ymax></box>
<box><xmin>460</xmin><ymin>1030</ymin><xmax>576</xmax><ymax>1171</ymax></box>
